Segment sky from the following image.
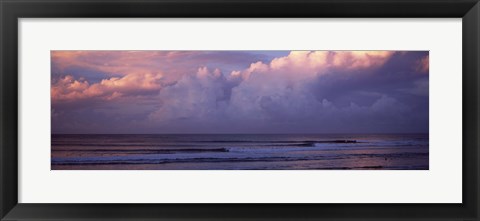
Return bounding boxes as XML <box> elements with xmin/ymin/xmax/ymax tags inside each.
<box><xmin>51</xmin><ymin>50</ymin><xmax>429</xmax><ymax>134</ymax></box>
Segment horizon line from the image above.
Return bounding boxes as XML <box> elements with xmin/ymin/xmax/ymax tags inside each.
<box><xmin>51</xmin><ymin>132</ymin><xmax>429</xmax><ymax>135</ymax></box>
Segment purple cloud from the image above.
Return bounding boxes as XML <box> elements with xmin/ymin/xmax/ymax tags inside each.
<box><xmin>51</xmin><ymin>50</ymin><xmax>428</xmax><ymax>134</ymax></box>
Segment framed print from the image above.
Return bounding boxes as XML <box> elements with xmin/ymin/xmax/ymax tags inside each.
<box><xmin>49</xmin><ymin>50</ymin><xmax>430</xmax><ymax>171</ymax></box>
<box><xmin>1</xmin><ymin>0</ymin><xmax>479</xmax><ymax>220</ymax></box>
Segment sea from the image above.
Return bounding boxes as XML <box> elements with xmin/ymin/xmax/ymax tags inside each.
<box><xmin>51</xmin><ymin>134</ymin><xmax>429</xmax><ymax>170</ymax></box>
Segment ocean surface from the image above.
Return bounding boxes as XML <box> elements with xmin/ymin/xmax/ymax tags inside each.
<box><xmin>51</xmin><ymin>134</ymin><xmax>429</xmax><ymax>170</ymax></box>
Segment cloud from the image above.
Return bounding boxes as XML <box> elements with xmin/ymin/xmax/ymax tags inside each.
<box><xmin>51</xmin><ymin>51</ymin><xmax>428</xmax><ymax>134</ymax></box>
<box><xmin>225</xmin><ymin>51</ymin><xmax>395</xmax><ymax>118</ymax></box>
<box><xmin>51</xmin><ymin>72</ymin><xmax>164</xmax><ymax>103</ymax></box>
<box><xmin>51</xmin><ymin>51</ymin><xmax>274</xmax><ymax>82</ymax></box>
<box><xmin>232</xmin><ymin>51</ymin><xmax>394</xmax><ymax>81</ymax></box>
<box><xmin>332</xmin><ymin>51</ymin><xmax>394</xmax><ymax>69</ymax></box>
<box><xmin>142</xmin><ymin>51</ymin><xmax>418</xmax><ymax>133</ymax></box>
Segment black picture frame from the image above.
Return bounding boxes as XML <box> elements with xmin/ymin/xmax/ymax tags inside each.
<box><xmin>1</xmin><ymin>0</ymin><xmax>479</xmax><ymax>220</ymax></box>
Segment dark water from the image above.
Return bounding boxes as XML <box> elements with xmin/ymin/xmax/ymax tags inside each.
<box><xmin>51</xmin><ymin>134</ymin><xmax>428</xmax><ymax>170</ymax></box>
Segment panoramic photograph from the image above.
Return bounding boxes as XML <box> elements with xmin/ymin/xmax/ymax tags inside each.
<box><xmin>51</xmin><ymin>50</ymin><xmax>429</xmax><ymax>170</ymax></box>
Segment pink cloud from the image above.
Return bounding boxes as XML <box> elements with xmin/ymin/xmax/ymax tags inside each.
<box><xmin>331</xmin><ymin>51</ymin><xmax>394</xmax><ymax>69</ymax></box>
<box><xmin>51</xmin><ymin>72</ymin><xmax>164</xmax><ymax>102</ymax></box>
<box><xmin>51</xmin><ymin>75</ymin><xmax>91</xmax><ymax>101</ymax></box>
<box><xmin>230</xmin><ymin>51</ymin><xmax>394</xmax><ymax>81</ymax></box>
<box><xmin>147</xmin><ymin>51</ymin><xmax>396</xmax><ymax>124</ymax></box>
<box><xmin>52</xmin><ymin>51</ymin><xmax>429</xmax><ymax>133</ymax></box>
<box><xmin>51</xmin><ymin>51</ymin><xmax>199</xmax><ymax>84</ymax></box>
<box><xmin>53</xmin><ymin>50</ymin><xmax>398</xmax><ymax>110</ymax></box>
<box><xmin>52</xmin><ymin>51</ymin><xmax>396</xmax><ymax>105</ymax></box>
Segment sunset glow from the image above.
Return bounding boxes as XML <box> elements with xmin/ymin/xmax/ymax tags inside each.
<box><xmin>51</xmin><ymin>50</ymin><xmax>429</xmax><ymax>134</ymax></box>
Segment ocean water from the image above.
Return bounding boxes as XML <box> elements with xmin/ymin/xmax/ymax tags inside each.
<box><xmin>51</xmin><ymin>134</ymin><xmax>429</xmax><ymax>170</ymax></box>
